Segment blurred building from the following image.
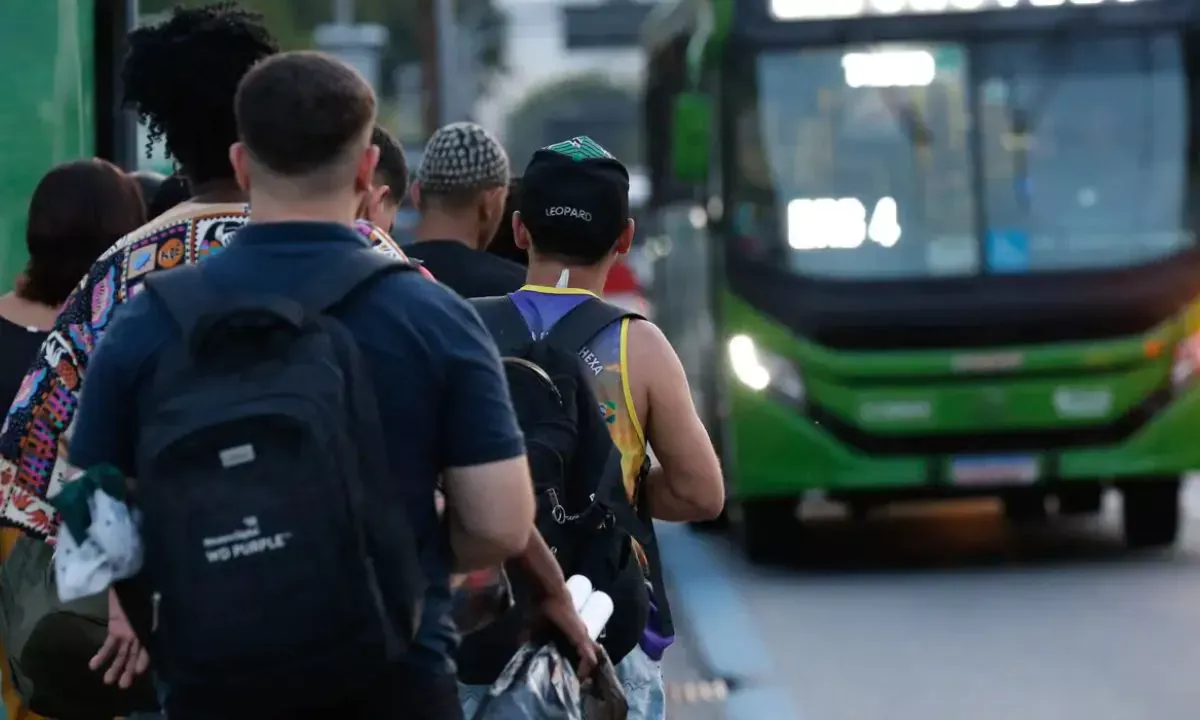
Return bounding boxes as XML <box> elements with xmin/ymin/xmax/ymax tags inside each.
<box><xmin>478</xmin><ymin>0</ymin><xmax>660</xmax><ymax>159</ymax></box>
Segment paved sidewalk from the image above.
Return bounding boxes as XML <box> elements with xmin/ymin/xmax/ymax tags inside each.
<box><xmin>661</xmin><ymin>604</ymin><xmax>728</xmax><ymax>720</ymax></box>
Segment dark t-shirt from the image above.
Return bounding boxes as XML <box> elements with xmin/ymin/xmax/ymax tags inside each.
<box><xmin>68</xmin><ymin>223</ymin><xmax>526</xmax><ymax>683</ymax></box>
<box><xmin>0</xmin><ymin>315</ymin><xmax>49</xmax><ymax>412</ymax></box>
<box><xmin>405</xmin><ymin>239</ymin><xmax>525</xmax><ymax>298</ymax></box>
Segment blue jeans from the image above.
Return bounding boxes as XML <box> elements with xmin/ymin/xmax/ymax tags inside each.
<box><xmin>458</xmin><ymin>646</ymin><xmax>665</xmax><ymax>719</ymax></box>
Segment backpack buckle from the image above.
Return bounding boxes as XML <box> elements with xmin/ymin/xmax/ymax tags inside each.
<box><xmin>548</xmin><ymin>489</ymin><xmax>567</xmax><ymax>525</ymax></box>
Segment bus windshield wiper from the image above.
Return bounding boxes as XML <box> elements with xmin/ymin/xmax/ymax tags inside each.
<box><xmin>879</xmin><ymin>94</ymin><xmax>933</xmax><ymax>148</ymax></box>
<box><xmin>1001</xmin><ymin>32</ymin><xmax>1070</xmax><ymax>211</ymax></box>
<box><xmin>878</xmin><ymin>93</ymin><xmax>933</xmax><ymax>224</ymax></box>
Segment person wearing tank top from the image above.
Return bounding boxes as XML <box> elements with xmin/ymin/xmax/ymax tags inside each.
<box><xmin>508</xmin><ymin>286</ymin><xmax>648</xmax><ymax>496</ymax></box>
<box><xmin>455</xmin><ymin>139</ymin><xmax>725</xmax><ymax>720</ymax></box>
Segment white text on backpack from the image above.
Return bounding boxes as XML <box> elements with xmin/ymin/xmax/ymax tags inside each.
<box><xmin>202</xmin><ymin>516</ymin><xmax>292</xmax><ymax>563</ymax></box>
<box><xmin>578</xmin><ymin>347</ymin><xmax>603</xmax><ymax>376</ymax></box>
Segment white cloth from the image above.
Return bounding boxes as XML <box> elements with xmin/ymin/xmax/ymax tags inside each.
<box><xmin>53</xmin><ymin>490</ymin><xmax>143</xmax><ymax>602</ymax></box>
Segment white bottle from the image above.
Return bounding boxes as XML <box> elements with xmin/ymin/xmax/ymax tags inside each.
<box><xmin>579</xmin><ymin>591</ymin><xmax>614</xmax><ymax>641</ymax></box>
<box><xmin>566</xmin><ymin>575</ymin><xmax>593</xmax><ymax>613</ymax></box>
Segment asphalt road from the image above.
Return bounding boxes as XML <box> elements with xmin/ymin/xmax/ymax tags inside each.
<box><xmin>659</xmin><ymin>480</ymin><xmax>1200</xmax><ymax>720</ymax></box>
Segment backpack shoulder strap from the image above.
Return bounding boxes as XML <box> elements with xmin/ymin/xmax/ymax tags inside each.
<box><xmin>544</xmin><ymin>297</ymin><xmax>644</xmax><ymax>353</ymax></box>
<box><xmin>471</xmin><ymin>296</ymin><xmax>534</xmax><ymax>356</ymax></box>
<box><xmin>298</xmin><ymin>249</ymin><xmax>418</xmax><ymax>318</ymax></box>
<box><xmin>594</xmin><ymin>456</ymin><xmax>673</xmax><ymax>638</ymax></box>
<box><xmin>143</xmin><ymin>265</ymin><xmax>218</xmax><ymax>339</ymax></box>
<box><xmin>635</xmin><ymin>457</ymin><xmax>674</xmax><ymax>637</ymax></box>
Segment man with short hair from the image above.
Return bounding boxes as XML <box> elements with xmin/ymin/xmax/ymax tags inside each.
<box><xmin>69</xmin><ymin>51</ymin><xmax>536</xmax><ymax>719</ymax></box>
<box><xmin>405</xmin><ymin>122</ymin><xmax>526</xmax><ymax>297</ymax></box>
<box><xmin>359</xmin><ymin>125</ymin><xmax>408</xmax><ymax>234</ymax></box>
<box><xmin>458</xmin><ymin>137</ymin><xmax>726</xmax><ymax>720</ymax></box>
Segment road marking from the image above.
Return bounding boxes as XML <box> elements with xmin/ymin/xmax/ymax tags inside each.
<box><xmin>668</xmin><ymin>679</ymin><xmax>730</xmax><ymax>704</ymax></box>
<box><xmin>657</xmin><ymin>522</ymin><xmax>803</xmax><ymax>717</ymax></box>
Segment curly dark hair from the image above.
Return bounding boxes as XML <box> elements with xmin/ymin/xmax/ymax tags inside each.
<box><xmin>122</xmin><ymin>3</ymin><xmax>278</xmax><ymax>185</ymax></box>
<box><xmin>21</xmin><ymin>160</ymin><xmax>146</xmax><ymax>307</ymax></box>
<box><xmin>147</xmin><ymin>174</ymin><xmax>194</xmax><ymax>219</ymax></box>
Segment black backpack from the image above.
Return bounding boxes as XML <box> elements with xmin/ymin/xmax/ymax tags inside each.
<box><xmin>456</xmin><ymin>295</ymin><xmax>673</xmax><ymax>684</ymax></box>
<box><xmin>129</xmin><ymin>250</ymin><xmax>426</xmax><ymax>712</ymax></box>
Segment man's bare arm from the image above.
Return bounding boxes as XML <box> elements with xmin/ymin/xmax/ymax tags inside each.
<box><xmin>513</xmin><ymin>530</ymin><xmax>566</xmax><ymax>597</ymax></box>
<box><xmin>627</xmin><ymin>321</ymin><xmax>724</xmax><ymax>521</ymax></box>
<box><xmin>443</xmin><ymin>456</ymin><xmax>536</xmax><ymax>571</ymax></box>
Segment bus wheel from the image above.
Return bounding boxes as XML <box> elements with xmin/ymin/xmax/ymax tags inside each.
<box><xmin>1002</xmin><ymin>491</ymin><xmax>1047</xmax><ymax>523</ymax></box>
<box><xmin>1057</xmin><ymin>486</ymin><xmax>1103</xmax><ymax>516</ymax></box>
<box><xmin>738</xmin><ymin>498</ymin><xmax>798</xmax><ymax>565</ymax></box>
<box><xmin>1121</xmin><ymin>478</ymin><xmax>1181</xmax><ymax>549</ymax></box>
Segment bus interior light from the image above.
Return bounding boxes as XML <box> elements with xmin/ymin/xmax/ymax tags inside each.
<box><xmin>842</xmin><ymin>50</ymin><xmax>935</xmax><ymax>88</ymax></box>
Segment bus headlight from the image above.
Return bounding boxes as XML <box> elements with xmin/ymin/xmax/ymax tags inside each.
<box><xmin>727</xmin><ymin>334</ymin><xmax>805</xmax><ymax>404</ymax></box>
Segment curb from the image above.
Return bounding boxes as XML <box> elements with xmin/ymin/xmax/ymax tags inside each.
<box><xmin>657</xmin><ymin>522</ymin><xmax>803</xmax><ymax>719</ymax></box>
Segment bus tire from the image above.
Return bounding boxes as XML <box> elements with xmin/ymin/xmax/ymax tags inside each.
<box><xmin>1121</xmin><ymin>478</ymin><xmax>1181</xmax><ymax>549</ymax></box>
<box><xmin>1057</xmin><ymin>486</ymin><xmax>1103</xmax><ymax>516</ymax></box>
<box><xmin>1002</xmin><ymin>491</ymin><xmax>1047</xmax><ymax>523</ymax></box>
<box><xmin>737</xmin><ymin>498</ymin><xmax>798</xmax><ymax>564</ymax></box>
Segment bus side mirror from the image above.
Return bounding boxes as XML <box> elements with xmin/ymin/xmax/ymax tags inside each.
<box><xmin>671</xmin><ymin>91</ymin><xmax>711</xmax><ymax>185</ymax></box>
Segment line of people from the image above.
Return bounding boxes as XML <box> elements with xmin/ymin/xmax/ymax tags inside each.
<box><xmin>0</xmin><ymin>4</ymin><xmax>724</xmax><ymax>719</ymax></box>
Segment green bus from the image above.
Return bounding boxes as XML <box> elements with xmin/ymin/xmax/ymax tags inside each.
<box><xmin>0</xmin><ymin>0</ymin><xmax>138</xmax><ymax>293</ymax></box>
<box><xmin>642</xmin><ymin>0</ymin><xmax>1200</xmax><ymax>560</ymax></box>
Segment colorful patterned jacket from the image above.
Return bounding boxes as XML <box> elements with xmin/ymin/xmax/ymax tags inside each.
<box><xmin>0</xmin><ymin>203</ymin><xmax>424</xmax><ymax>540</ymax></box>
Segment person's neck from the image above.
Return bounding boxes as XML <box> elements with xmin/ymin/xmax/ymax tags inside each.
<box><xmin>415</xmin><ymin>213</ymin><xmax>480</xmax><ymax>250</ymax></box>
<box><xmin>525</xmin><ymin>261</ymin><xmax>608</xmax><ymax>295</ymax></box>
<box><xmin>0</xmin><ymin>292</ymin><xmax>60</xmax><ymax>331</ymax></box>
<box><xmin>188</xmin><ymin>178</ymin><xmax>245</xmax><ymax>204</ymax></box>
<box><xmin>247</xmin><ymin>194</ymin><xmax>358</xmax><ymax>226</ymax></box>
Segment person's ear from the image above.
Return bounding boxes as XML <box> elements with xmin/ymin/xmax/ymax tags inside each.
<box><xmin>354</xmin><ymin>145</ymin><xmax>381</xmax><ymax>194</ymax></box>
<box><xmin>513</xmin><ymin>212</ymin><xmax>531</xmax><ymax>250</ymax></box>
<box><xmin>368</xmin><ymin>185</ymin><xmax>395</xmax><ymax>229</ymax></box>
<box><xmin>615</xmin><ymin>218</ymin><xmax>635</xmax><ymax>255</ymax></box>
<box><xmin>229</xmin><ymin>142</ymin><xmax>251</xmax><ymax>193</ymax></box>
<box><xmin>409</xmin><ymin>181</ymin><xmax>422</xmax><ymax>208</ymax></box>
<box><xmin>479</xmin><ymin>186</ymin><xmax>504</xmax><ymax>222</ymax></box>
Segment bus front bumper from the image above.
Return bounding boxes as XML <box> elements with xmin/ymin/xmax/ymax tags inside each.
<box><xmin>729</xmin><ymin>386</ymin><xmax>1200</xmax><ymax>499</ymax></box>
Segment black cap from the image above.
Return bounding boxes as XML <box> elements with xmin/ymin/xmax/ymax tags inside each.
<box><xmin>517</xmin><ymin>137</ymin><xmax>630</xmax><ymax>257</ymax></box>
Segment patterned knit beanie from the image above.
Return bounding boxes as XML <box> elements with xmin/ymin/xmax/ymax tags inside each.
<box><xmin>416</xmin><ymin>122</ymin><xmax>510</xmax><ymax>194</ymax></box>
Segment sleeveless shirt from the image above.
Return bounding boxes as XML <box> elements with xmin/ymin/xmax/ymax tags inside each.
<box><xmin>508</xmin><ymin>285</ymin><xmax>647</xmax><ymax>503</ymax></box>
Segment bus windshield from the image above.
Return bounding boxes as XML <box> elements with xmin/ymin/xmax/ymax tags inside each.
<box><xmin>731</xmin><ymin>33</ymin><xmax>1189</xmax><ymax>280</ymax></box>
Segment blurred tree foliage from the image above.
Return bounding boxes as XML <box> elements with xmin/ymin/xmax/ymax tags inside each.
<box><xmin>136</xmin><ymin>0</ymin><xmax>507</xmax><ymax>96</ymax></box>
<box><xmin>505</xmin><ymin>73</ymin><xmax>641</xmax><ymax>169</ymax></box>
